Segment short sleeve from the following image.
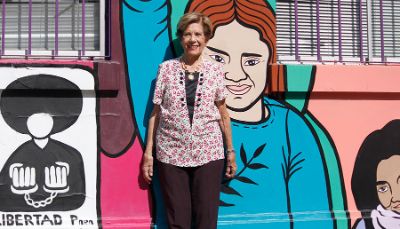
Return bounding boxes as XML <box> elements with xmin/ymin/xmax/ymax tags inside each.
<box><xmin>215</xmin><ymin>65</ymin><xmax>228</xmax><ymax>101</ymax></box>
<box><xmin>152</xmin><ymin>64</ymin><xmax>165</xmax><ymax>105</ymax></box>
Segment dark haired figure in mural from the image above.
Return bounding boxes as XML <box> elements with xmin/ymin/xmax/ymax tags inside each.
<box><xmin>0</xmin><ymin>75</ymin><xmax>85</xmax><ymax>211</ymax></box>
<box><xmin>186</xmin><ymin>0</ymin><xmax>334</xmax><ymax>228</ymax></box>
<box><xmin>352</xmin><ymin>120</ymin><xmax>400</xmax><ymax>229</ymax></box>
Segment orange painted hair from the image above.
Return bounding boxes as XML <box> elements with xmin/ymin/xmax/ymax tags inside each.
<box><xmin>186</xmin><ymin>0</ymin><xmax>285</xmax><ymax>96</ymax></box>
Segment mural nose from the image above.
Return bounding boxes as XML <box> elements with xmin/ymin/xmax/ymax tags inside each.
<box><xmin>225</xmin><ymin>71</ymin><xmax>247</xmax><ymax>83</ymax></box>
<box><xmin>224</xmin><ymin>61</ymin><xmax>248</xmax><ymax>82</ymax></box>
<box><xmin>392</xmin><ymin>186</ymin><xmax>400</xmax><ymax>202</ymax></box>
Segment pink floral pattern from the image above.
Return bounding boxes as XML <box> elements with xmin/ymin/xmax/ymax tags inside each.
<box><xmin>152</xmin><ymin>57</ymin><xmax>227</xmax><ymax>167</ymax></box>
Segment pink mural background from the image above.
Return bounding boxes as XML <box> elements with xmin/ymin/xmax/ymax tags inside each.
<box><xmin>101</xmin><ymin>137</ymin><xmax>150</xmax><ymax>229</ymax></box>
<box><xmin>308</xmin><ymin>64</ymin><xmax>400</xmax><ymax>226</ymax></box>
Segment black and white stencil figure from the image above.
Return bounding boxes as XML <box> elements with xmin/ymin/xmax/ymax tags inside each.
<box><xmin>0</xmin><ymin>74</ymin><xmax>85</xmax><ymax>211</ymax></box>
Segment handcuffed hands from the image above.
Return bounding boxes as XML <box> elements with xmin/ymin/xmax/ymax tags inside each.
<box><xmin>43</xmin><ymin>162</ymin><xmax>70</xmax><ymax>193</ymax></box>
<box><xmin>9</xmin><ymin>161</ymin><xmax>70</xmax><ymax>195</ymax></box>
<box><xmin>9</xmin><ymin>163</ymin><xmax>38</xmax><ymax>194</ymax></box>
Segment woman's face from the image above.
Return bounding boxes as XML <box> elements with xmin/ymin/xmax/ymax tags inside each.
<box><xmin>376</xmin><ymin>155</ymin><xmax>400</xmax><ymax>213</ymax></box>
<box><xmin>180</xmin><ymin>22</ymin><xmax>207</xmax><ymax>59</ymax></box>
<box><xmin>205</xmin><ymin>20</ymin><xmax>270</xmax><ymax>110</ymax></box>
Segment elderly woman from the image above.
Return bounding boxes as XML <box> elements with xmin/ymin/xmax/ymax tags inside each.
<box><xmin>142</xmin><ymin>12</ymin><xmax>237</xmax><ymax>229</ymax></box>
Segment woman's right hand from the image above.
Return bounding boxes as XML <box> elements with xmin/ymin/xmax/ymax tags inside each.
<box><xmin>142</xmin><ymin>152</ymin><xmax>154</xmax><ymax>184</ymax></box>
<box><xmin>142</xmin><ymin>105</ymin><xmax>160</xmax><ymax>184</ymax></box>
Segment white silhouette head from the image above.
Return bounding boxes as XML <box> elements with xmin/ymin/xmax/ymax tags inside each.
<box><xmin>27</xmin><ymin>113</ymin><xmax>53</xmax><ymax>139</ymax></box>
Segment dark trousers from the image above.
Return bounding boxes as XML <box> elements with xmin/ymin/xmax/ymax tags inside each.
<box><xmin>157</xmin><ymin>159</ymin><xmax>224</xmax><ymax>229</ymax></box>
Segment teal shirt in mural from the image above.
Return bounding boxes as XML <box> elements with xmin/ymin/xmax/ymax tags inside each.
<box><xmin>218</xmin><ymin>97</ymin><xmax>333</xmax><ymax>229</ymax></box>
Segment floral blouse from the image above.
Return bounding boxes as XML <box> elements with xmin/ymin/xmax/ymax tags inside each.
<box><xmin>153</xmin><ymin>57</ymin><xmax>227</xmax><ymax>167</ymax></box>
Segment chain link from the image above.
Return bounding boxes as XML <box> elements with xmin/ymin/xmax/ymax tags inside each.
<box><xmin>24</xmin><ymin>192</ymin><xmax>58</xmax><ymax>208</ymax></box>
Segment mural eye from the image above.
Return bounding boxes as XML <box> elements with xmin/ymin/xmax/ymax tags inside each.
<box><xmin>377</xmin><ymin>185</ymin><xmax>389</xmax><ymax>193</ymax></box>
<box><xmin>209</xmin><ymin>54</ymin><xmax>225</xmax><ymax>64</ymax></box>
<box><xmin>243</xmin><ymin>59</ymin><xmax>260</xmax><ymax>66</ymax></box>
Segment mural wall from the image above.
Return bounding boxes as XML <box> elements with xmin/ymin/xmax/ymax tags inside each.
<box><xmin>122</xmin><ymin>0</ymin><xmax>344</xmax><ymax>228</ymax></box>
<box><xmin>0</xmin><ymin>59</ymin><xmax>149</xmax><ymax>229</ymax></box>
<box><xmin>0</xmin><ymin>0</ymin><xmax>399</xmax><ymax>228</ymax></box>
<box><xmin>308</xmin><ymin>65</ymin><xmax>400</xmax><ymax>229</ymax></box>
<box><xmin>0</xmin><ymin>66</ymin><xmax>97</xmax><ymax>228</ymax></box>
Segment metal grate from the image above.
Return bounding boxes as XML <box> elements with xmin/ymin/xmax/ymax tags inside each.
<box><xmin>0</xmin><ymin>0</ymin><xmax>106</xmax><ymax>58</ymax></box>
<box><xmin>277</xmin><ymin>0</ymin><xmax>400</xmax><ymax>64</ymax></box>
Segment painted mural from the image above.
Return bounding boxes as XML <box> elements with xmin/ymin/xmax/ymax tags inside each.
<box><xmin>122</xmin><ymin>0</ymin><xmax>345</xmax><ymax>228</ymax></box>
<box><xmin>0</xmin><ymin>0</ymin><xmax>400</xmax><ymax>228</ymax></box>
<box><xmin>0</xmin><ymin>1</ymin><xmax>151</xmax><ymax>229</ymax></box>
<box><xmin>308</xmin><ymin>65</ymin><xmax>400</xmax><ymax>229</ymax></box>
<box><xmin>0</xmin><ymin>59</ymin><xmax>149</xmax><ymax>229</ymax></box>
<box><xmin>0</xmin><ymin>66</ymin><xmax>98</xmax><ymax>228</ymax></box>
<box><xmin>352</xmin><ymin>120</ymin><xmax>400</xmax><ymax>228</ymax></box>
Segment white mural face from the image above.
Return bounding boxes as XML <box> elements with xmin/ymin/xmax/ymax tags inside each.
<box><xmin>0</xmin><ymin>67</ymin><xmax>98</xmax><ymax>228</ymax></box>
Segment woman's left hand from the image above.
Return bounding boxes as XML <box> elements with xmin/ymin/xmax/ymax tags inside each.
<box><xmin>225</xmin><ymin>152</ymin><xmax>237</xmax><ymax>179</ymax></box>
<box><xmin>215</xmin><ymin>99</ymin><xmax>237</xmax><ymax>178</ymax></box>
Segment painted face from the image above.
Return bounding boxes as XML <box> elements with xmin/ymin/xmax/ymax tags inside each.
<box><xmin>180</xmin><ymin>22</ymin><xmax>207</xmax><ymax>59</ymax></box>
<box><xmin>376</xmin><ymin>155</ymin><xmax>400</xmax><ymax>213</ymax></box>
<box><xmin>27</xmin><ymin>113</ymin><xmax>54</xmax><ymax>139</ymax></box>
<box><xmin>205</xmin><ymin>20</ymin><xmax>270</xmax><ymax>110</ymax></box>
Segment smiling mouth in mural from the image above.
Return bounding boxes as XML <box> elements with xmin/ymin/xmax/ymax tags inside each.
<box><xmin>393</xmin><ymin>202</ymin><xmax>400</xmax><ymax>211</ymax></box>
<box><xmin>226</xmin><ymin>84</ymin><xmax>251</xmax><ymax>95</ymax></box>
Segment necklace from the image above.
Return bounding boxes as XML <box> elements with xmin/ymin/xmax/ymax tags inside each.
<box><xmin>181</xmin><ymin>56</ymin><xmax>202</xmax><ymax>81</ymax></box>
<box><xmin>188</xmin><ymin>72</ymin><xmax>195</xmax><ymax>81</ymax></box>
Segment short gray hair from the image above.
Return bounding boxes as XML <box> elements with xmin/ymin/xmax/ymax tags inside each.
<box><xmin>176</xmin><ymin>12</ymin><xmax>212</xmax><ymax>40</ymax></box>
